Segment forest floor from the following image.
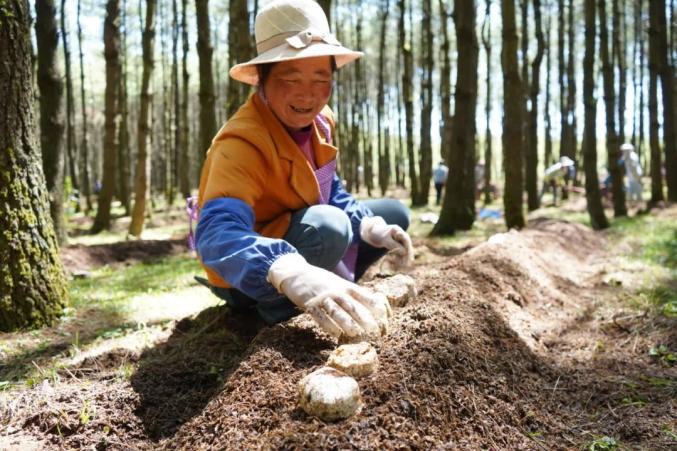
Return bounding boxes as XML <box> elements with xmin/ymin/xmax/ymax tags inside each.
<box><xmin>1</xmin><ymin>196</ymin><xmax>676</xmax><ymax>450</ymax></box>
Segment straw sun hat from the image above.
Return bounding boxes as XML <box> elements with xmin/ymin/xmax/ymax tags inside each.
<box><xmin>229</xmin><ymin>0</ymin><xmax>364</xmax><ymax>86</ymax></box>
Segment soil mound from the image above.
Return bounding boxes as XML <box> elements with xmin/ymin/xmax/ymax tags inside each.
<box><xmin>5</xmin><ymin>219</ymin><xmax>674</xmax><ymax>450</ymax></box>
<box><xmin>153</xmin><ymin>219</ymin><xmax>672</xmax><ymax>450</ymax></box>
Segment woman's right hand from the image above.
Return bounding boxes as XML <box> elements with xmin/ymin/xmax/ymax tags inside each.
<box><xmin>267</xmin><ymin>253</ymin><xmax>391</xmax><ymax>338</ymax></box>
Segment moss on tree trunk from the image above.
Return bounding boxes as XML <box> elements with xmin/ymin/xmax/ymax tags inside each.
<box><xmin>0</xmin><ymin>0</ymin><xmax>68</xmax><ymax>331</ymax></box>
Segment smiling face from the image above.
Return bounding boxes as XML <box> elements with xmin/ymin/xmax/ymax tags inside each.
<box><xmin>262</xmin><ymin>56</ymin><xmax>333</xmax><ymax>132</ymax></box>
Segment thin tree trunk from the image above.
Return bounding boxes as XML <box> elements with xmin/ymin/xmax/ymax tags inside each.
<box><xmin>130</xmin><ymin>0</ymin><xmax>157</xmax><ymax>237</ymax></box>
<box><xmin>195</xmin><ymin>0</ymin><xmax>217</xmax><ymax>175</ymax></box>
<box><xmin>582</xmin><ymin>0</ymin><xmax>609</xmax><ymax>230</ymax></box>
<box><xmin>92</xmin><ymin>0</ymin><xmax>122</xmax><ymax>233</ymax></box>
<box><xmin>416</xmin><ymin>0</ymin><xmax>434</xmax><ymax>206</ymax></box>
<box><xmin>36</xmin><ymin>0</ymin><xmax>67</xmax><ymax>244</ymax></box>
<box><xmin>180</xmin><ymin>0</ymin><xmax>191</xmax><ymax>199</ymax></box>
<box><xmin>226</xmin><ymin>0</ymin><xmax>252</xmax><ymax>119</ymax></box>
<box><xmin>648</xmin><ymin>0</ymin><xmax>666</xmax><ymax>204</ymax></box>
<box><xmin>377</xmin><ymin>0</ymin><xmax>390</xmax><ymax>196</ymax></box>
<box><xmin>600</xmin><ymin>0</ymin><xmax>627</xmax><ymax>216</ymax></box>
<box><xmin>170</xmin><ymin>0</ymin><xmax>180</xmax><ymax>205</ymax></box>
<box><xmin>558</xmin><ymin>0</ymin><xmax>566</xmax><ymax>162</ymax></box>
<box><xmin>613</xmin><ymin>0</ymin><xmax>626</xmax><ymax>144</ymax></box>
<box><xmin>433</xmin><ymin>0</ymin><xmax>478</xmax><ymax>234</ymax></box>
<box><xmin>399</xmin><ymin>0</ymin><xmax>419</xmax><ymax>203</ymax></box>
<box><xmin>651</xmin><ymin>0</ymin><xmax>677</xmax><ymax>201</ymax></box>
<box><xmin>501</xmin><ymin>0</ymin><xmax>526</xmax><ymax>229</ymax></box>
<box><xmin>563</xmin><ymin>0</ymin><xmax>577</xmax><ymax>194</ymax></box>
<box><xmin>527</xmin><ymin>0</ymin><xmax>545</xmax><ymax>211</ymax></box>
<box><xmin>544</xmin><ymin>14</ymin><xmax>553</xmax><ymax>168</ymax></box>
<box><xmin>77</xmin><ymin>0</ymin><xmax>92</xmax><ymax>212</ymax></box>
<box><xmin>1</xmin><ymin>0</ymin><xmax>68</xmax><ymax>331</ymax></box>
<box><xmin>61</xmin><ymin>0</ymin><xmax>79</xmax><ymax>195</ymax></box>
<box><xmin>481</xmin><ymin>0</ymin><xmax>493</xmax><ymax>205</ymax></box>
<box><xmin>118</xmin><ymin>0</ymin><xmax>131</xmax><ymax>214</ymax></box>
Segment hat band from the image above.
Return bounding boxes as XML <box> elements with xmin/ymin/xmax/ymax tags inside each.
<box><xmin>256</xmin><ymin>29</ymin><xmax>341</xmax><ymax>55</ymax></box>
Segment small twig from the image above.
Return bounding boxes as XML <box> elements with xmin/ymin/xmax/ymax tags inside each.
<box><xmin>550</xmin><ymin>375</ymin><xmax>561</xmax><ymax>402</ymax></box>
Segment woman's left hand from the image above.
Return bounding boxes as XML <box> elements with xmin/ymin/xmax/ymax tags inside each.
<box><xmin>360</xmin><ymin>216</ymin><xmax>414</xmax><ymax>267</ymax></box>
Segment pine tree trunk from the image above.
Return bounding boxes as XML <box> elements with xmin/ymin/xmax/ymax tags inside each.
<box><xmin>650</xmin><ymin>0</ymin><xmax>677</xmax><ymax>201</ymax></box>
<box><xmin>582</xmin><ymin>0</ymin><xmax>609</xmax><ymax>230</ymax></box>
<box><xmin>196</xmin><ymin>0</ymin><xmax>217</xmax><ymax>174</ymax></box>
<box><xmin>77</xmin><ymin>0</ymin><xmax>92</xmax><ymax>212</ymax></box>
<box><xmin>600</xmin><ymin>0</ymin><xmax>627</xmax><ymax>217</ymax></box>
<box><xmin>399</xmin><ymin>0</ymin><xmax>419</xmax><ymax>203</ymax></box>
<box><xmin>648</xmin><ymin>0</ymin><xmax>665</xmax><ymax>204</ymax></box>
<box><xmin>180</xmin><ymin>0</ymin><xmax>191</xmax><ymax>199</ymax></box>
<box><xmin>92</xmin><ymin>0</ymin><xmax>122</xmax><ymax>233</ymax></box>
<box><xmin>226</xmin><ymin>0</ymin><xmax>252</xmax><ymax>119</ymax></box>
<box><xmin>613</xmin><ymin>0</ymin><xmax>626</xmax><ymax>144</ymax></box>
<box><xmin>377</xmin><ymin>0</ymin><xmax>390</xmax><ymax>196</ymax></box>
<box><xmin>526</xmin><ymin>0</ymin><xmax>545</xmax><ymax>211</ymax></box>
<box><xmin>544</xmin><ymin>17</ymin><xmax>553</xmax><ymax>169</ymax></box>
<box><xmin>439</xmin><ymin>0</ymin><xmax>452</xmax><ymax>175</ymax></box>
<box><xmin>562</xmin><ymin>0</ymin><xmax>577</xmax><ymax>198</ymax></box>
<box><xmin>130</xmin><ymin>0</ymin><xmax>157</xmax><ymax>237</ymax></box>
<box><xmin>35</xmin><ymin>0</ymin><xmax>67</xmax><ymax>245</ymax></box>
<box><xmin>501</xmin><ymin>0</ymin><xmax>526</xmax><ymax>229</ymax></box>
<box><xmin>433</xmin><ymin>0</ymin><xmax>478</xmax><ymax>234</ymax></box>
<box><xmin>118</xmin><ymin>0</ymin><xmax>132</xmax><ymax>214</ymax></box>
<box><xmin>61</xmin><ymin>0</ymin><xmax>79</xmax><ymax>195</ymax></box>
<box><xmin>0</xmin><ymin>0</ymin><xmax>68</xmax><ymax>331</ymax></box>
<box><xmin>557</xmin><ymin>0</ymin><xmax>568</xmax><ymax>164</ymax></box>
<box><xmin>414</xmin><ymin>0</ymin><xmax>434</xmax><ymax>206</ymax></box>
<box><xmin>481</xmin><ymin>0</ymin><xmax>493</xmax><ymax>206</ymax></box>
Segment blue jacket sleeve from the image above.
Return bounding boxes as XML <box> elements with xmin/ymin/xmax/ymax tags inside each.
<box><xmin>195</xmin><ymin>197</ymin><xmax>297</xmax><ymax>303</ymax></box>
<box><xmin>327</xmin><ymin>174</ymin><xmax>373</xmax><ymax>244</ymax></box>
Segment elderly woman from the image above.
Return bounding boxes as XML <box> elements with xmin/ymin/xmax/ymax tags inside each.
<box><xmin>195</xmin><ymin>0</ymin><xmax>413</xmax><ymax>339</ymax></box>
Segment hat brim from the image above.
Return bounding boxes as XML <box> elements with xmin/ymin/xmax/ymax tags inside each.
<box><xmin>229</xmin><ymin>42</ymin><xmax>364</xmax><ymax>85</ymax></box>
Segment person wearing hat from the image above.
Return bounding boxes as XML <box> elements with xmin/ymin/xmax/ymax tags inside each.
<box><xmin>540</xmin><ymin>156</ymin><xmax>576</xmax><ymax>206</ymax></box>
<box><xmin>195</xmin><ymin>0</ymin><xmax>413</xmax><ymax>340</ymax></box>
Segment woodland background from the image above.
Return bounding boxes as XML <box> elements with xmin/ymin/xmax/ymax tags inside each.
<box><xmin>0</xmin><ymin>0</ymin><xmax>675</xmax><ymax>330</ymax></box>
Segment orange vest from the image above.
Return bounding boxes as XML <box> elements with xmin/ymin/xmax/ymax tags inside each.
<box><xmin>197</xmin><ymin>93</ymin><xmax>337</xmax><ymax>288</ymax></box>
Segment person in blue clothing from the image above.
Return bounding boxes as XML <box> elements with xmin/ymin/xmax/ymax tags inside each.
<box><xmin>194</xmin><ymin>0</ymin><xmax>413</xmax><ymax>339</ymax></box>
<box><xmin>433</xmin><ymin>161</ymin><xmax>449</xmax><ymax>205</ymax></box>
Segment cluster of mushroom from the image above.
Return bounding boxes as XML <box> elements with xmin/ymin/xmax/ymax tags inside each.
<box><xmin>298</xmin><ymin>275</ymin><xmax>417</xmax><ymax>421</ymax></box>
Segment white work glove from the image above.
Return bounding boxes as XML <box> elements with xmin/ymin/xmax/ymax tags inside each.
<box><xmin>267</xmin><ymin>253</ymin><xmax>391</xmax><ymax>339</ymax></box>
<box><xmin>360</xmin><ymin>216</ymin><xmax>414</xmax><ymax>267</ymax></box>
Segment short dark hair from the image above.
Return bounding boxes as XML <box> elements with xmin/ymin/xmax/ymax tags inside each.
<box><xmin>257</xmin><ymin>57</ymin><xmax>338</xmax><ymax>87</ymax></box>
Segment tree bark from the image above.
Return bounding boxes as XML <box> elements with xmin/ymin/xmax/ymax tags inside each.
<box><xmin>399</xmin><ymin>0</ymin><xmax>419</xmax><ymax>203</ymax></box>
<box><xmin>433</xmin><ymin>0</ymin><xmax>478</xmax><ymax>234</ymax></box>
<box><xmin>544</xmin><ymin>15</ymin><xmax>553</xmax><ymax>169</ymax></box>
<box><xmin>61</xmin><ymin>0</ymin><xmax>79</xmax><ymax>195</ymax></box>
<box><xmin>600</xmin><ymin>0</ymin><xmax>627</xmax><ymax>217</ymax></box>
<box><xmin>613</xmin><ymin>0</ymin><xmax>626</xmax><ymax>144</ymax></box>
<box><xmin>377</xmin><ymin>0</ymin><xmax>390</xmax><ymax>196</ymax></box>
<box><xmin>501</xmin><ymin>0</ymin><xmax>526</xmax><ymax>229</ymax></box>
<box><xmin>582</xmin><ymin>0</ymin><xmax>609</xmax><ymax>230</ymax></box>
<box><xmin>415</xmin><ymin>0</ymin><xmax>434</xmax><ymax>206</ymax></box>
<box><xmin>195</xmin><ymin>0</ymin><xmax>217</xmax><ymax>175</ymax></box>
<box><xmin>118</xmin><ymin>0</ymin><xmax>132</xmax><ymax>214</ymax></box>
<box><xmin>92</xmin><ymin>0</ymin><xmax>122</xmax><ymax>233</ymax></box>
<box><xmin>648</xmin><ymin>0</ymin><xmax>666</xmax><ymax>205</ymax></box>
<box><xmin>130</xmin><ymin>0</ymin><xmax>157</xmax><ymax>237</ymax></box>
<box><xmin>481</xmin><ymin>0</ymin><xmax>493</xmax><ymax>205</ymax></box>
<box><xmin>77</xmin><ymin>0</ymin><xmax>92</xmax><ymax>212</ymax></box>
<box><xmin>0</xmin><ymin>0</ymin><xmax>68</xmax><ymax>331</ymax></box>
<box><xmin>35</xmin><ymin>0</ymin><xmax>67</xmax><ymax>244</ymax></box>
<box><xmin>226</xmin><ymin>0</ymin><xmax>252</xmax><ymax>119</ymax></box>
<box><xmin>179</xmin><ymin>0</ymin><xmax>190</xmax><ymax>199</ymax></box>
<box><xmin>650</xmin><ymin>0</ymin><xmax>677</xmax><ymax>201</ymax></box>
<box><xmin>526</xmin><ymin>0</ymin><xmax>545</xmax><ymax>211</ymax></box>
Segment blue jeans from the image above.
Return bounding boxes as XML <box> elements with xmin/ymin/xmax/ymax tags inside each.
<box><xmin>211</xmin><ymin>198</ymin><xmax>410</xmax><ymax>325</ymax></box>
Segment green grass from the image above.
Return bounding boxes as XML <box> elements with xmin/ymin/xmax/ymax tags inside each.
<box><xmin>69</xmin><ymin>254</ymin><xmax>203</xmax><ymax>311</ymax></box>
